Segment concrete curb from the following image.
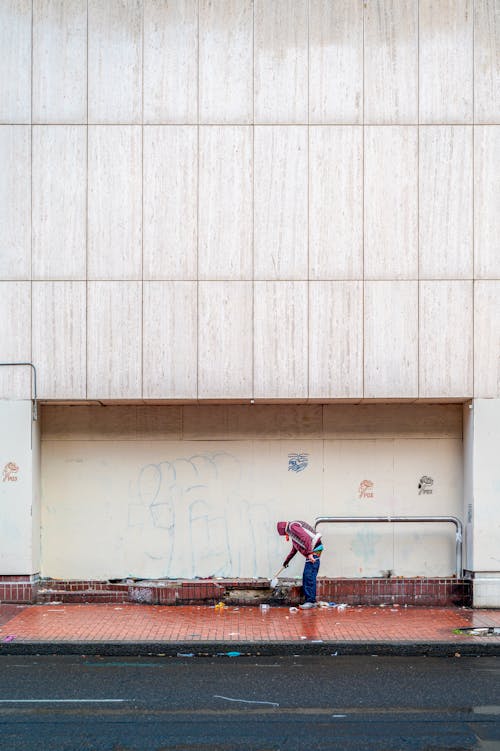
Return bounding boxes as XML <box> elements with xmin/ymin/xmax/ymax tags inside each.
<box><xmin>1</xmin><ymin>640</ymin><xmax>499</xmax><ymax>657</ymax></box>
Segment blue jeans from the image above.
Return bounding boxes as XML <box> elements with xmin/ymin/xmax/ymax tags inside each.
<box><xmin>302</xmin><ymin>556</ymin><xmax>320</xmax><ymax>603</ymax></box>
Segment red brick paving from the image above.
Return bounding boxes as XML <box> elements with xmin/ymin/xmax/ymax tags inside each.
<box><xmin>0</xmin><ymin>604</ymin><xmax>499</xmax><ymax>644</ymax></box>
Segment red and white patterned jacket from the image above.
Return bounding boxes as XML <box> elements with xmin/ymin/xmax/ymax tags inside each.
<box><xmin>277</xmin><ymin>520</ymin><xmax>322</xmax><ymax>567</ymax></box>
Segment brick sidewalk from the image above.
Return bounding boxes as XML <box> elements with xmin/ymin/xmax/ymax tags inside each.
<box><xmin>0</xmin><ymin>604</ymin><xmax>499</xmax><ymax>655</ymax></box>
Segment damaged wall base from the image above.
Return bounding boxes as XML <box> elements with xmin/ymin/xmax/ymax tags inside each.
<box><xmin>0</xmin><ymin>576</ymin><xmax>472</xmax><ymax>608</ymax></box>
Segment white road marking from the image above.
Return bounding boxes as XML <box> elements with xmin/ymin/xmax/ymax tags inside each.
<box><xmin>214</xmin><ymin>695</ymin><xmax>279</xmax><ymax>707</ymax></box>
<box><xmin>0</xmin><ymin>699</ymin><xmax>127</xmax><ymax>704</ymax></box>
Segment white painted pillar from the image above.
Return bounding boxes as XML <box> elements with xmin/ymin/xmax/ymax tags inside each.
<box><xmin>0</xmin><ymin>401</ymin><xmax>40</xmax><ymax>575</ymax></box>
<box><xmin>463</xmin><ymin>399</ymin><xmax>500</xmax><ymax>607</ymax></box>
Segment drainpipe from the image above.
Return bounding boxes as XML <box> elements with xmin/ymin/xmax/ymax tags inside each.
<box><xmin>0</xmin><ymin>362</ymin><xmax>38</xmax><ymax>421</ymax></box>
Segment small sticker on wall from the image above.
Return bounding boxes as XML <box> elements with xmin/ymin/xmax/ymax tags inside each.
<box><xmin>418</xmin><ymin>475</ymin><xmax>433</xmax><ymax>495</ymax></box>
<box><xmin>358</xmin><ymin>480</ymin><xmax>375</xmax><ymax>499</ymax></box>
<box><xmin>2</xmin><ymin>462</ymin><xmax>19</xmax><ymax>482</ymax></box>
<box><xmin>288</xmin><ymin>453</ymin><xmax>309</xmax><ymax>473</ymax></box>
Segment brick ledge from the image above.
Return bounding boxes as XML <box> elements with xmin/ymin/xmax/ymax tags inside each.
<box><xmin>0</xmin><ymin>577</ymin><xmax>472</xmax><ymax>607</ymax></box>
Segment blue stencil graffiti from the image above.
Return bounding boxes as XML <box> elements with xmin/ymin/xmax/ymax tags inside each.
<box><xmin>288</xmin><ymin>453</ymin><xmax>309</xmax><ymax>473</ymax></box>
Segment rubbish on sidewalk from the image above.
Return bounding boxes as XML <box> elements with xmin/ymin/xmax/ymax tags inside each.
<box><xmin>336</xmin><ymin>603</ymin><xmax>348</xmax><ymax>611</ymax></box>
<box><xmin>289</xmin><ymin>607</ymin><xmax>299</xmax><ymax>613</ymax></box>
<box><xmin>214</xmin><ymin>602</ymin><xmax>225</xmax><ymax>612</ymax></box>
<box><xmin>2</xmin><ymin>635</ymin><xmax>15</xmax><ymax>643</ymax></box>
<box><xmin>317</xmin><ymin>601</ymin><xmax>330</xmax><ymax>608</ymax></box>
<box><xmin>260</xmin><ymin>604</ymin><xmax>270</xmax><ymax>612</ymax></box>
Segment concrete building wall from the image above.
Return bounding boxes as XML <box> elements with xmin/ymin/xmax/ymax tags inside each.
<box><xmin>0</xmin><ymin>0</ymin><xmax>498</xmax><ymax>402</ymax></box>
<box><xmin>0</xmin><ymin>401</ymin><xmax>40</xmax><ymax>575</ymax></box>
<box><xmin>0</xmin><ymin>2</ymin><xmax>498</xmax><ymax>600</ymax></box>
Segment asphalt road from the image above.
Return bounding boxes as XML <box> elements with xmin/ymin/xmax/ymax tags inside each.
<box><xmin>0</xmin><ymin>655</ymin><xmax>499</xmax><ymax>750</ymax></box>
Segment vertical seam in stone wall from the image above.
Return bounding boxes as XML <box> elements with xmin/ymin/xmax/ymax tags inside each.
<box><xmin>362</xmin><ymin>0</ymin><xmax>365</xmax><ymax>399</ymax></box>
<box><xmin>252</xmin><ymin>0</ymin><xmax>255</xmax><ymax>401</ymax></box>
<box><xmin>85</xmin><ymin>0</ymin><xmax>89</xmax><ymax>399</ymax></box>
<box><xmin>30</xmin><ymin>0</ymin><xmax>33</xmax><ymax>390</ymax></box>
<box><xmin>472</xmin><ymin>0</ymin><xmax>475</xmax><ymax>397</ymax></box>
<box><xmin>307</xmin><ymin>0</ymin><xmax>310</xmax><ymax>400</ymax></box>
<box><xmin>141</xmin><ymin>0</ymin><xmax>144</xmax><ymax>399</ymax></box>
<box><xmin>417</xmin><ymin>0</ymin><xmax>420</xmax><ymax>399</ymax></box>
<box><xmin>196</xmin><ymin>0</ymin><xmax>200</xmax><ymax>400</ymax></box>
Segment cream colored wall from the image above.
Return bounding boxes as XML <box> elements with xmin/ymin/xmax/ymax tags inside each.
<box><xmin>0</xmin><ymin>401</ymin><xmax>40</xmax><ymax>574</ymax></box>
<box><xmin>41</xmin><ymin>404</ymin><xmax>463</xmax><ymax>580</ymax></box>
<box><xmin>0</xmin><ymin>0</ymin><xmax>499</xmax><ymax>402</ymax></box>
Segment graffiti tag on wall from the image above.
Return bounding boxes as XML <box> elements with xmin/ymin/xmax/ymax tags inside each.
<box><xmin>418</xmin><ymin>475</ymin><xmax>434</xmax><ymax>495</ymax></box>
<box><xmin>129</xmin><ymin>452</ymin><xmax>274</xmax><ymax>579</ymax></box>
<box><xmin>358</xmin><ymin>479</ymin><xmax>374</xmax><ymax>499</ymax></box>
<box><xmin>2</xmin><ymin>462</ymin><xmax>19</xmax><ymax>482</ymax></box>
<box><xmin>288</xmin><ymin>452</ymin><xmax>309</xmax><ymax>473</ymax></box>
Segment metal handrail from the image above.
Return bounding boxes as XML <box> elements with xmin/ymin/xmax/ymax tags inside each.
<box><xmin>0</xmin><ymin>362</ymin><xmax>38</xmax><ymax>420</ymax></box>
<box><xmin>314</xmin><ymin>515</ymin><xmax>463</xmax><ymax>578</ymax></box>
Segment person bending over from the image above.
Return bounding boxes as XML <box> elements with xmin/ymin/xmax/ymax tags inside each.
<box><xmin>277</xmin><ymin>520</ymin><xmax>324</xmax><ymax>609</ymax></box>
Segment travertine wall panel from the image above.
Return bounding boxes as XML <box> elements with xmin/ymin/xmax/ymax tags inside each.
<box><xmin>254</xmin><ymin>127</ymin><xmax>308</xmax><ymax>280</ymax></box>
<box><xmin>474</xmin><ymin>282</ymin><xmax>500</xmax><ymax>397</ymax></box>
<box><xmin>0</xmin><ymin>283</ymin><xmax>31</xmax><ymax>398</ymax></box>
<box><xmin>198</xmin><ymin>282</ymin><xmax>253</xmax><ymax>399</ymax></box>
<box><xmin>199</xmin><ymin>0</ymin><xmax>253</xmax><ymax>124</ymax></box>
<box><xmin>0</xmin><ymin>126</ymin><xmax>31</xmax><ymax>280</ymax></box>
<box><xmin>419</xmin><ymin>281</ymin><xmax>473</xmax><ymax>398</ymax></box>
<box><xmin>309</xmin><ymin>127</ymin><xmax>363</xmax><ymax>279</ymax></box>
<box><xmin>364</xmin><ymin>282</ymin><xmax>418</xmax><ymax>398</ymax></box>
<box><xmin>419</xmin><ymin>0</ymin><xmax>473</xmax><ymax>123</ymax></box>
<box><xmin>254</xmin><ymin>0</ymin><xmax>308</xmax><ymax>123</ymax></box>
<box><xmin>364</xmin><ymin>127</ymin><xmax>418</xmax><ymax>279</ymax></box>
<box><xmin>88</xmin><ymin>0</ymin><xmax>142</xmax><ymax>123</ymax></box>
<box><xmin>474</xmin><ymin>126</ymin><xmax>500</xmax><ymax>278</ymax></box>
<box><xmin>309</xmin><ymin>0</ymin><xmax>363</xmax><ymax>124</ymax></box>
<box><xmin>32</xmin><ymin>126</ymin><xmax>86</xmax><ymax>280</ymax></box>
<box><xmin>32</xmin><ymin>0</ymin><xmax>87</xmax><ymax>123</ymax></box>
<box><xmin>364</xmin><ymin>0</ymin><xmax>418</xmax><ymax>124</ymax></box>
<box><xmin>419</xmin><ymin>126</ymin><xmax>473</xmax><ymax>279</ymax></box>
<box><xmin>143</xmin><ymin>126</ymin><xmax>197</xmax><ymax>280</ymax></box>
<box><xmin>143</xmin><ymin>282</ymin><xmax>197</xmax><ymax>399</ymax></box>
<box><xmin>474</xmin><ymin>0</ymin><xmax>500</xmax><ymax>124</ymax></box>
<box><xmin>87</xmin><ymin>282</ymin><xmax>142</xmax><ymax>399</ymax></box>
<box><xmin>309</xmin><ymin>282</ymin><xmax>363</xmax><ymax>399</ymax></box>
<box><xmin>254</xmin><ymin>282</ymin><xmax>308</xmax><ymax>398</ymax></box>
<box><xmin>88</xmin><ymin>126</ymin><xmax>142</xmax><ymax>280</ymax></box>
<box><xmin>199</xmin><ymin>127</ymin><xmax>253</xmax><ymax>280</ymax></box>
<box><xmin>32</xmin><ymin>282</ymin><xmax>86</xmax><ymax>398</ymax></box>
<box><xmin>0</xmin><ymin>0</ymin><xmax>31</xmax><ymax>123</ymax></box>
<box><xmin>143</xmin><ymin>0</ymin><xmax>198</xmax><ymax>123</ymax></box>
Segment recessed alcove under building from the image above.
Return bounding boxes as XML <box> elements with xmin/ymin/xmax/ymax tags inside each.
<box><xmin>39</xmin><ymin>402</ymin><xmax>465</xmax><ymax>587</ymax></box>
